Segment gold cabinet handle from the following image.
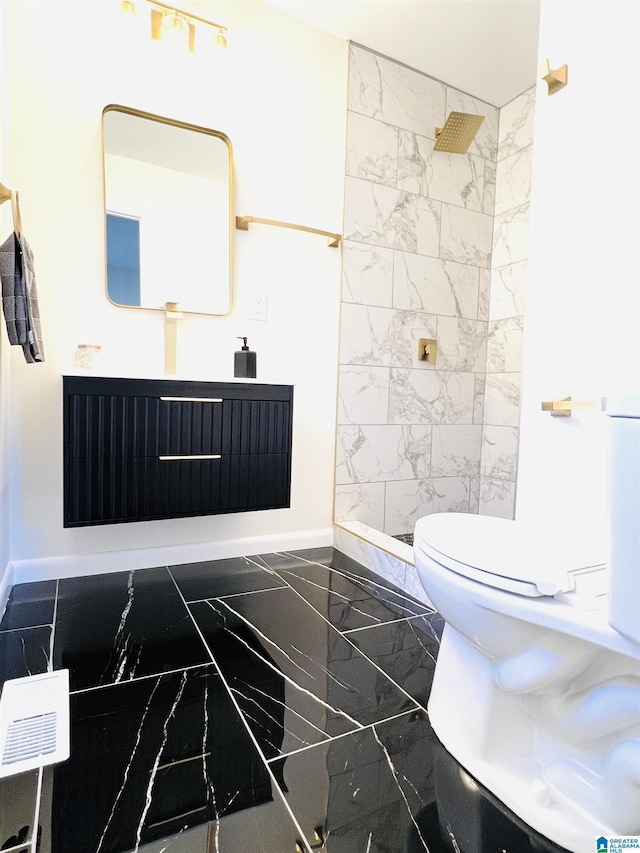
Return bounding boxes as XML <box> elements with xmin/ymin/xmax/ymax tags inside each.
<box><xmin>541</xmin><ymin>397</ymin><xmax>605</xmax><ymax>417</ymax></box>
<box><xmin>159</xmin><ymin>454</ymin><xmax>222</xmax><ymax>460</ymax></box>
<box><xmin>160</xmin><ymin>396</ymin><xmax>222</xmax><ymax>403</ymax></box>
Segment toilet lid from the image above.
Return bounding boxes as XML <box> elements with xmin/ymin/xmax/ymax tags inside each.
<box><xmin>413</xmin><ymin>513</ymin><xmax>606</xmax><ymax>596</ymax></box>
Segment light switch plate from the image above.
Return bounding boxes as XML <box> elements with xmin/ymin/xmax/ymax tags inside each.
<box><xmin>251</xmin><ymin>295</ymin><xmax>267</xmax><ymax>321</ymax></box>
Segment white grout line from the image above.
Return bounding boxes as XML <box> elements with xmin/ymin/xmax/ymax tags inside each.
<box><xmin>166</xmin><ymin>571</ymin><xmax>316</xmax><ymax>853</ymax></box>
<box><xmin>69</xmin><ymin>661</ymin><xmax>208</xmax><ymax>696</ymax></box>
<box><xmin>265</xmin><ymin>708</ymin><xmax>423</xmax><ymax>764</ymax></box>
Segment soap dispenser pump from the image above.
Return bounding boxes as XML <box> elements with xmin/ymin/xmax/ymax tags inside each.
<box><xmin>234</xmin><ymin>337</ymin><xmax>257</xmax><ymax>378</ymax></box>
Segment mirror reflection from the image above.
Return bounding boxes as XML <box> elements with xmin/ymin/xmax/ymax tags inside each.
<box><xmin>102</xmin><ymin>106</ymin><xmax>232</xmax><ymax>315</ymax></box>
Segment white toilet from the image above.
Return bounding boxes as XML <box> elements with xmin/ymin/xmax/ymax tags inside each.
<box><xmin>413</xmin><ymin>398</ymin><xmax>640</xmax><ymax>853</ymax></box>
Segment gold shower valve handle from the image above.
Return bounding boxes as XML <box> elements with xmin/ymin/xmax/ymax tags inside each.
<box><xmin>541</xmin><ymin>59</ymin><xmax>568</xmax><ymax>95</ymax></box>
<box><xmin>418</xmin><ymin>338</ymin><xmax>437</xmax><ymax>365</ymax></box>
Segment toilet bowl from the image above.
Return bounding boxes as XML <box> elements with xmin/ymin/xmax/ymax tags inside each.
<box><xmin>413</xmin><ymin>399</ymin><xmax>640</xmax><ymax>853</ymax></box>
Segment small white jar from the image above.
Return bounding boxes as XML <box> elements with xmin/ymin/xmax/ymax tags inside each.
<box><xmin>73</xmin><ymin>344</ymin><xmax>102</xmax><ymax>370</ymax></box>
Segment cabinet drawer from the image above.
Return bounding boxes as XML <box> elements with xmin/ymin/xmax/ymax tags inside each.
<box><xmin>67</xmin><ymin>394</ymin><xmax>225</xmax><ymax>459</ymax></box>
<box><xmin>65</xmin><ymin>453</ymin><xmax>292</xmax><ymax>526</ymax></box>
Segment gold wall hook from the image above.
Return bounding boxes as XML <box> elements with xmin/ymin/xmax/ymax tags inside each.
<box><xmin>541</xmin><ymin>59</ymin><xmax>568</xmax><ymax>95</ymax></box>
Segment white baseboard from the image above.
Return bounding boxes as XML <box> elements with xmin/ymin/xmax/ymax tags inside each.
<box><xmin>0</xmin><ymin>562</ymin><xmax>14</xmax><ymax>621</ymax></box>
<box><xmin>10</xmin><ymin>528</ymin><xmax>334</xmax><ymax>585</ymax></box>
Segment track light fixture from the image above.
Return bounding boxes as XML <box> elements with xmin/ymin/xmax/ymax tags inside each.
<box><xmin>120</xmin><ymin>0</ymin><xmax>228</xmax><ymax>53</ymax></box>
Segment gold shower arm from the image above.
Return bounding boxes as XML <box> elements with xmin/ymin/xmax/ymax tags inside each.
<box><xmin>541</xmin><ymin>397</ymin><xmax>605</xmax><ymax>417</ymax></box>
<box><xmin>235</xmin><ymin>215</ymin><xmax>342</xmax><ymax>248</ymax></box>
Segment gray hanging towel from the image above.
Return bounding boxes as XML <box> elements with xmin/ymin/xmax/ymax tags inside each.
<box><xmin>0</xmin><ymin>231</ymin><xmax>44</xmax><ymax>363</ymax></box>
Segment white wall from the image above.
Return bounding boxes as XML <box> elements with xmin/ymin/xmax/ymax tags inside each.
<box><xmin>2</xmin><ymin>0</ymin><xmax>347</xmax><ymax>573</ymax></box>
<box><xmin>0</xmin><ymin>4</ymin><xmax>13</xmax><ymax>601</ymax></box>
<box><xmin>517</xmin><ymin>1</ymin><xmax>639</xmax><ymax>542</ymax></box>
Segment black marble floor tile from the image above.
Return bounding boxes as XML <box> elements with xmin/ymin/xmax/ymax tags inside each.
<box><xmin>189</xmin><ymin>588</ymin><xmax>419</xmax><ymax>756</ymax></box>
<box><xmin>288</xmin><ymin>546</ymin><xmax>335</xmax><ymax>565</ymax></box>
<box><xmin>0</xmin><ymin>579</ymin><xmax>56</xmax><ymax>632</ymax></box>
<box><xmin>53</xmin><ymin>568</ymin><xmax>211</xmax><ymax>692</ymax></box>
<box><xmin>346</xmin><ymin>615</ymin><xmax>441</xmax><ymax>710</ymax></box>
<box><xmin>44</xmin><ymin>665</ymin><xmax>305</xmax><ymax>853</ymax></box>
<box><xmin>427</xmin><ymin>737</ymin><xmax>570</xmax><ymax>853</ymax></box>
<box><xmin>260</xmin><ymin>553</ymin><xmax>433</xmax><ymax>631</ymax></box>
<box><xmin>0</xmin><ymin>549</ymin><xmax>575</xmax><ymax>853</ymax></box>
<box><xmin>169</xmin><ymin>555</ymin><xmax>287</xmax><ymax>601</ymax></box>
<box><xmin>0</xmin><ymin>625</ymin><xmax>51</xmax><ymax>686</ymax></box>
<box><xmin>269</xmin><ymin>710</ymin><xmax>439</xmax><ymax>852</ymax></box>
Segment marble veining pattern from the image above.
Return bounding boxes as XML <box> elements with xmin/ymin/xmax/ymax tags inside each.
<box><xmin>384</xmin><ymin>477</ymin><xmax>471</xmax><ymax>535</ymax></box>
<box><xmin>336</xmin><ymin>424</ymin><xmax>432</xmax><ymax>484</ymax></box>
<box><xmin>338</xmin><ymin>365</ymin><xmax>390</xmax><ymax>425</ymax></box>
<box><xmin>397</xmin><ymin>130</ymin><xmax>485</xmax><ymax>211</ymax></box>
<box><xmin>333</xmin><ymin>524</ymin><xmax>411</xmax><ymax>592</ymax></box>
<box><xmin>334</xmin><ymin>483</ymin><xmax>386</xmax><ymax>529</ymax></box>
<box><xmin>440</xmin><ymin>203</ymin><xmax>493</xmax><ymax>268</ymax></box>
<box><xmin>340</xmin><ymin>302</ymin><xmax>437</xmax><ymax>368</ymax></box>
<box><xmin>481</xmin><ymin>425</ymin><xmax>520</xmax><ymax>480</ymax></box>
<box><xmin>392</xmin><ymin>251</ymin><xmax>480</xmax><ymax>318</ymax></box>
<box><xmin>479</xmin><ymin>475</ymin><xmax>517</xmax><ymax>518</ymax></box>
<box><xmin>484</xmin><ymin>372</ymin><xmax>522</xmax><ymax>427</ymax></box>
<box><xmin>389</xmin><ymin>368</ymin><xmax>475</xmax><ymax>425</ymax></box>
<box><xmin>344</xmin><ymin>177</ymin><xmax>441</xmax><ymax>256</ymax></box>
<box><xmin>487</xmin><ymin>316</ymin><xmax>524</xmax><ymax>373</ymax></box>
<box><xmin>490</xmin><ymin>260</ymin><xmax>528</xmax><ymax>320</ymax></box>
<box><xmin>477</xmin><ymin>267</ymin><xmax>491</xmax><ymax>321</ymax></box>
<box><xmin>494</xmin><ymin>144</ymin><xmax>534</xmax><ymax>216</ymax></box>
<box><xmin>483</xmin><ymin>158</ymin><xmax>496</xmax><ymax>215</ymax></box>
<box><xmin>346</xmin><ymin>111</ymin><xmax>399</xmax><ymax>187</ymax></box>
<box><xmin>348</xmin><ymin>45</ymin><xmax>446</xmax><ymax>138</ymax></box>
<box><xmin>338</xmin><ymin>44</ymin><xmax>535</xmax><ymax>534</ymax></box>
<box><xmin>498</xmin><ymin>87</ymin><xmax>537</xmax><ymax>160</ymax></box>
<box><xmin>436</xmin><ymin>316</ymin><xmax>487</xmax><ymax>372</ymax></box>
<box><xmin>491</xmin><ymin>202</ymin><xmax>531</xmax><ymax>268</ymax></box>
<box><xmin>431</xmin><ymin>424</ymin><xmax>483</xmax><ymax>477</ymax></box>
<box><xmin>5</xmin><ymin>549</ymin><xmax>573</xmax><ymax>853</ymax></box>
<box><xmin>341</xmin><ymin>240</ymin><xmax>394</xmax><ymax>307</ymax></box>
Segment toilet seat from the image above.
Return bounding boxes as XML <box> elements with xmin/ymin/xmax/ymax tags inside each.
<box><xmin>414</xmin><ymin>513</ymin><xmax>606</xmax><ymax>597</ymax></box>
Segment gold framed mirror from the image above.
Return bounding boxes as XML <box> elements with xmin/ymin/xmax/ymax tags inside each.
<box><xmin>102</xmin><ymin>105</ymin><xmax>233</xmax><ymax>316</ymax></box>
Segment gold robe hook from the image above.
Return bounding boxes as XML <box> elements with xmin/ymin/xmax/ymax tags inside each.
<box><xmin>541</xmin><ymin>58</ymin><xmax>568</xmax><ymax>95</ymax></box>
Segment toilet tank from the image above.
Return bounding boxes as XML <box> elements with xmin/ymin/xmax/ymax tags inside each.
<box><xmin>606</xmin><ymin>395</ymin><xmax>640</xmax><ymax>644</ymax></box>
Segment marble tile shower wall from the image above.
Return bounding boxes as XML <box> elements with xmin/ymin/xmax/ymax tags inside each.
<box><xmin>335</xmin><ymin>44</ymin><xmax>535</xmax><ymax>534</ymax></box>
<box><xmin>482</xmin><ymin>86</ymin><xmax>536</xmax><ymax>518</ymax></box>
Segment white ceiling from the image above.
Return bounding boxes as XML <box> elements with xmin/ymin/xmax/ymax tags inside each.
<box><xmin>260</xmin><ymin>0</ymin><xmax>541</xmax><ymax>107</ymax></box>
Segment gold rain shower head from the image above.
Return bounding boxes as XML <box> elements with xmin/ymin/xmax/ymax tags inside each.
<box><xmin>434</xmin><ymin>112</ymin><xmax>485</xmax><ymax>154</ymax></box>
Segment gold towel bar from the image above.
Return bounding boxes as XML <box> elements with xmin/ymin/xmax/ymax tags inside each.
<box><xmin>235</xmin><ymin>215</ymin><xmax>342</xmax><ymax>248</ymax></box>
<box><xmin>541</xmin><ymin>397</ymin><xmax>606</xmax><ymax>417</ymax></box>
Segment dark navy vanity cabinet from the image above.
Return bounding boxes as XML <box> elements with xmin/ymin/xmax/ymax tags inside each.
<box><xmin>63</xmin><ymin>376</ymin><xmax>293</xmax><ymax>526</ymax></box>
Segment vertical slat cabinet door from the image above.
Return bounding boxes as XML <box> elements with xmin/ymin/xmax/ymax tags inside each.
<box><xmin>219</xmin><ymin>392</ymin><xmax>293</xmax><ymax>513</ymax></box>
<box><xmin>64</xmin><ymin>378</ymin><xmax>293</xmax><ymax>526</ymax></box>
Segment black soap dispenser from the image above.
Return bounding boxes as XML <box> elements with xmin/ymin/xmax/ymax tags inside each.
<box><xmin>234</xmin><ymin>337</ymin><xmax>257</xmax><ymax>378</ymax></box>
